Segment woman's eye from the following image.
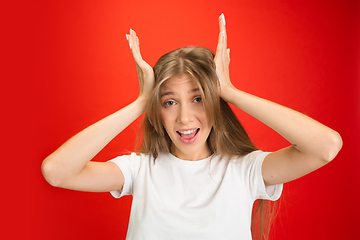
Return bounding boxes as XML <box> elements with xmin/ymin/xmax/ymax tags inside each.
<box><xmin>194</xmin><ymin>97</ymin><xmax>203</xmax><ymax>103</ymax></box>
<box><xmin>164</xmin><ymin>100</ymin><xmax>176</xmax><ymax>107</ymax></box>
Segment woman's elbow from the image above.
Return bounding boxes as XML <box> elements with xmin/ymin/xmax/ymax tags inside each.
<box><xmin>322</xmin><ymin>130</ymin><xmax>343</xmax><ymax>163</ymax></box>
<box><xmin>41</xmin><ymin>158</ymin><xmax>64</xmax><ymax>188</ymax></box>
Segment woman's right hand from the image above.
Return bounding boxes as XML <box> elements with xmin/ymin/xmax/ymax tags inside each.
<box><xmin>126</xmin><ymin>29</ymin><xmax>155</xmax><ymax>100</ymax></box>
<box><xmin>41</xmin><ymin>29</ymin><xmax>155</xmax><ymax>193</ymax></box>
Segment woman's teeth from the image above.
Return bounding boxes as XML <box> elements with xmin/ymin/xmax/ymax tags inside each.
<box><xmin>178</xmin><ymin>129</ymin><xmax>197</xmax><ymax>135</ymax></box>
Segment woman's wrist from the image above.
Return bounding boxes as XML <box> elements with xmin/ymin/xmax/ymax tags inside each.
<box><xmin>135</xmin><ymin>95</ymin><xmax>149</xmax><ymax>114</ymax></box>
<box><xmin>220</xmin><ymin>84</ymin><xmax>238</xmax><ymax>103</ymax></box>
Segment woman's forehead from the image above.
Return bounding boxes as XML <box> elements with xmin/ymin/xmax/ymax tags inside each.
<box><xmin>160</xmin><ymin>74</ymin><xmax>199</xmax><ymax>93</ymax></box>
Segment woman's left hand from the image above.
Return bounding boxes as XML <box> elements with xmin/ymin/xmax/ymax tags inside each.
<box><xmin>214</xmin><ymin>13</ymin><xmax>234</xmax><ymax>102</ymax></box>
<box><xmin>213</xmin><ymin>16</ymin><xmax>342</xmax><ymax>188</ymax></box>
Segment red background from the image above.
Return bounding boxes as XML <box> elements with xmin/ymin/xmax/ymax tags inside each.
<box><xmin>2</xmin><ymin>0</ymin><xmax>359</xmax><ymax>239</ymax></box>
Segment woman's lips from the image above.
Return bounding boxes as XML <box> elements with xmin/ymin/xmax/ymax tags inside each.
<box><xmin>177</xmin><ymin>128</ymin><xmax>200</xmax><ymax>143</ymax></box>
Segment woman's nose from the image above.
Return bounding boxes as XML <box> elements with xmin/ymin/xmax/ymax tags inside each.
<box><xmin>177</xmin><ymin>104</ymin><xmax>193</xmax><ymax>124</ymax></box>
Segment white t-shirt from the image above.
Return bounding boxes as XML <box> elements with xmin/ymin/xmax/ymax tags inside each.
<box><xmin>109</xmin><ymin>150</ymin><xmax>283</xmax><ymax>240</ymax></box>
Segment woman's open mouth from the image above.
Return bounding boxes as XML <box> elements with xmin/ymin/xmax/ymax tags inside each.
<box><xmin>176</xmin><ymin>128</ymin><xmax>200</xmax><ymax>144</ymax></box>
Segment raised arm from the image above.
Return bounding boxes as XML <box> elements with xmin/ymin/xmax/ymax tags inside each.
<box><xmin>214</xmin><ymin>14</ymin><xmax>342</xmax><ymax>186</ymax></box>
<box><xmin>41</xmin><ymin>29</ymin><xmax>154</xmax><ymax>192</ymax></box>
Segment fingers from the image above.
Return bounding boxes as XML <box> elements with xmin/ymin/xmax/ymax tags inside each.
<box><xmin>126</xmin><ymin>29</ymin><xmax>143</xmax><ymax>63</ymax></box>
<box><xmin>218</xmin><ymin>13</ymin><xmax>226</xmax><ymax>34</ymax></box>
<box><xmin>126</xmin><ymin>29</ymin><xmax>154</xmax><ymax>82</ymax></box>
<box><xmin>215</xmin><ymin>13</ymin><xmax>227</xmax><ymax>58</ymax></box>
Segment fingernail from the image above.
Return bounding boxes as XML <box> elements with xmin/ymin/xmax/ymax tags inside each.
<box><xmin>126</xmin><ymin>34</ymin><xmax>129</xmax><ymax>41</ymax></box>
<box><xmin>130</xmin><ymin>28</ymin><xmax>133</xmax><ymax>35</ymax></box>
<box><xmin>129</xmin><ymin>43</ymin><xmax>132</xmax><ymax>49</ymax></box>
<box><xmin>222</xmin><ymin>31</ymin><xmax>225</xmax><ymax>37</ymax></box>
<box><xmin>221</xmin><ymin>13</ymin><xmax>226</xmax><ymax>26</ymax></box>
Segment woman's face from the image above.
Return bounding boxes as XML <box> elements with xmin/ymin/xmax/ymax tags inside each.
<box><xmin>160</xmin><ymin>74</ymin><xmax>212</xmax><ymax>161</ymax></box>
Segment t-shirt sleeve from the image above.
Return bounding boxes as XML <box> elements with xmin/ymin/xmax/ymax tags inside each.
<box><xmin>108</xmin><ymin>152</ymin><xmax>139</xmax><ymax>199</ymax></box>
<box><xmin>248</xmin><ymin>150</ymin><xmax>283</xmax><ymax>201</ymax></box>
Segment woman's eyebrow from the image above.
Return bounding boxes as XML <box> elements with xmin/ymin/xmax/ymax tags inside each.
<box><xmin>189</xmin><ymin>88</ymin><xmax>200</xmax><ymax>93</ymax></box>
<box><xmin>160</xmin><ymin>88</ymin><xmax>200</xmax><ymax>98</ymax></box>
<box><xmin>160</xmin><ymin>91</ymin><xmax>173</xmax><ymax>97</ymax></box>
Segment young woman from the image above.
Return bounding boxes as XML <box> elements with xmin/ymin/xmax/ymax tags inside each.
<box><xmin>41</xmin><ymin>14</ymin><xmax>342</xmax><ymax>240</ymax></box>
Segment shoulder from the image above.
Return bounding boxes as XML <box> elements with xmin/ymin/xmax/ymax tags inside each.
<box><xmin>218</xmin><ymin>150</ymin><xmax>271</xmax><ymax>173</ymax></box>
<box><xmin>227</xmin><ymin>150</ymin><xmax>270</xmax><ymax>164</ymax></box>
<box><xmin>109</xmin><ymin>152</ymin><xmax>154</xmax><ymax>167</ymax></box>
<box><xmin>242</xmin><ymin>150</ymin><xmax>271</xmax><ymax>161</ymax></box>
<box><xmin>111</xmin><ymin>152</ymin><xmax>152</xmax><ymax>160</ymax></box>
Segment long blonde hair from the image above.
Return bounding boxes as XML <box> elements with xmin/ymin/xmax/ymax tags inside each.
<box><xmin>136</xmin><ymin>46</ymin><xmax>278</xmax><ymax>239</ymax></box>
